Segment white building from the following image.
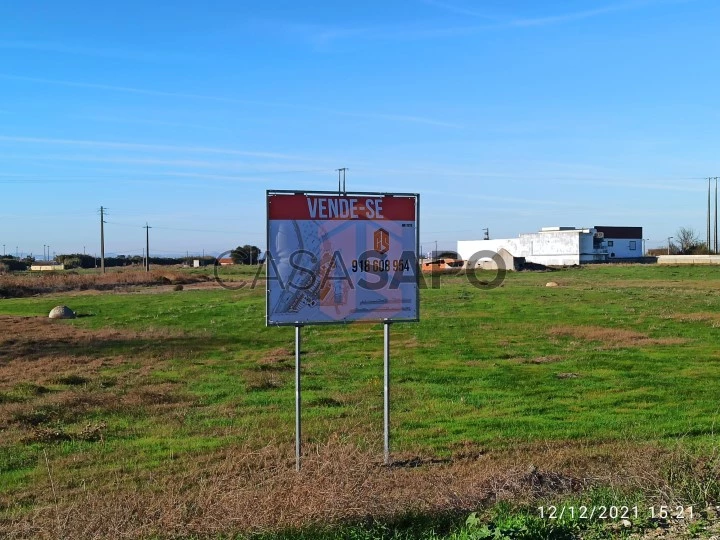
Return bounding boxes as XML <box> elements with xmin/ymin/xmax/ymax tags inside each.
<box><xmin>30</xmin><ymin>262</ymin><xmax>65</xmax><ymax>271</ymax></box>
<box><xmin>594</xmin><ymin>226</ymin><xmax>644</xmax><ymax>258</ymax></box>
<box><xmin>457</xmin><ymin>227</ymin><xmax>609</xmax><ymax>267</ymax></box>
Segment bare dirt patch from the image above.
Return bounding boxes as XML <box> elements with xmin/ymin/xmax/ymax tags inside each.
<box><xmin>548</xmin><ymin>325</ymin><xmax>686</xmax><ymax>349</ymax></box>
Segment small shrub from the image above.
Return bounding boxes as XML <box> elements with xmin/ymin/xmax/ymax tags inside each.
<box><xmin>54</xmin><ymin>374</ymin><xmax>89</xmax><ymax>386</ymax></box>
<box><xmin>245</xmin><ymin>371</ymin><xmax>284</xmax><ymax>391</ymax></box>
<box><xmin>77</xmin><ymin>422</ymin><xmax>107</xmax><ymax>442</ymax></box>
<box><xmin>24</xmin><ymin>426</ymin><xmax>71</xmax><ymax>443</ymax></box>
<box><xmin>14</xmin><ymin>383</ymin><xmax>51</xmax><ymax>396</ymax></box>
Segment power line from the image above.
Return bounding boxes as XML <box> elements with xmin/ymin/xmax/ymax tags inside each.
<box><xmin>104</xmin><ymin>221</ymin><xmax>258</xmax><ymax>235</ymax></box>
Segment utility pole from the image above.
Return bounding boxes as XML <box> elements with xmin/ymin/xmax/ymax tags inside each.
<box><xmin>100</xmin><ymin>206</ymin><xmax>106</xmax><ymax>273</ymax></box>
<box><xmin>336</xmin><ymin>168</ymin><xmax>348</xmax><ymax>194</ymax></box>
<box><xmin>668</xmin><ymin>237</ymin><xmax>673</xmax><ymax>255</ymax></box>
<box><xmin>708</xmin><ymin>179</ymin><xmax>711</xmax><ymax>254</ymax></box>
<box><xmin>708</xmin><ymin>176</ymin><xmax>718</xmax><ymax>253</ymax></box>
<box><xmin>144</xmin><ymin>222</ymin><xmax>151</xmax><ymax>272</ymax></box>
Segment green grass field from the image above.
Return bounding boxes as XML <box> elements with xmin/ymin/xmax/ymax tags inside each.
<box><xmin>1</xmin><ymin>264</ymin><xmax>720</xmax><ymax>538</ymax></box>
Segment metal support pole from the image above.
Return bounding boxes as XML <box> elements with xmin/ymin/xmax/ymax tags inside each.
<box><xmin>383</xmin><ymin>320</ymin><xmax>391</xmax><ymax>465</ymax></box>
<box><xmin>295</xmin><ymin>324</ymin><xmax>302</xmax><ymax>471</ymax></box>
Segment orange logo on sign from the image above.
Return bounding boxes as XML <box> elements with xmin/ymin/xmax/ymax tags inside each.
<box><xmin>374</xmin><ymin>228</ymin><xmax>390</xmax><ymax>254</ymax></box>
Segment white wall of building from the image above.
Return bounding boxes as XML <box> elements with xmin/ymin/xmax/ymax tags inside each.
<box><xmin>605</xmin><ymin>238</ymin><xmax>641</xmax><ymax>259</ymax></box>
<box><xmin>657</xmin><ymin>255</ymin><xmax>720</xmax><ymax>265</ymax></box>
<box><xmin>458</xmin><ymin>227</ymin><xmax>607</xmax><ymax>267</ymax></box>
<box><xmin>30</xmin><ymin>264</ymin><xmax>65</xmax><ymax>271</ymax></box>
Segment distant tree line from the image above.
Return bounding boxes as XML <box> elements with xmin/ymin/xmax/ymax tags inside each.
<box><xmin>0</xmin><ymin>256</ymin><xmax>29</xmax><ymax>271</ymax></box>
<box><xmin>1</xmin><ymin>248</ymin><xmax>267</xmax><ymax>272</ymax></box>
<box><xmin>53</xmin><ymin>254</ymin><xmax>220</xmax><ymax>269</ymax></box>
<box><xmin>0</xmin><ymin>253</ymin><xmax>220</xmax><ymax>272</ymax></box>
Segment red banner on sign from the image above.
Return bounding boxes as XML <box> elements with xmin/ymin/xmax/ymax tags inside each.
<box><xmin>268</xmin><ymin>194</ymin><xmax>415</xmax><ymax>221</ymax></box>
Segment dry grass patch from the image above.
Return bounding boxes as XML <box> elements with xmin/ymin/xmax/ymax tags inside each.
<box><xmin>0</xmin><ymin>315</ymin><xmax>196</xmax><ymax>449</ymax></box>
<box><xmin>0</xmin><ymin>269</ymin><xmax>210</xmax><ymax>298</ymax></box>
<box><xmin>3</xmin><ymin>438</ymin><xmax>717</xmax><ymax>539</ymax></box>
<box><xmin>256</xmin><ymin>347</ymin><xmax>293</xmax><ymax>371</ymax></box>
<box><xmin>244</xmin><ymin>370</ymin><xmax>286</xmax><ymax>391</ymax></box>
<box><xmin>0</xmin><ymin>316</ymin><xmax>186</xmax><ymax>385</ymax></box>
<box><xmin>664</xmin><ymin>311</ymin><xmax>720</xmax><ymax>324</ymax></box>
<box><xmin>548</xmin><ymin>325</ymin><xmax>686</xmax><ymax>349</ymax></box>
<box><xmin>509</xmin><ymin>355</ymin><xmax>564</xmax><ymax>365</ymax></box>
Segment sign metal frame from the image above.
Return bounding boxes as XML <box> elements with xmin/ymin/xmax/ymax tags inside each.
<box><xmin>265</xmin><ymin>190</ymin><xmax>420</xmax><ymax>327</ymax></box>
<box><xmin>266</xmin><ymin>189</ymin><xmax>419</xmax><ymax>470</ymax></box>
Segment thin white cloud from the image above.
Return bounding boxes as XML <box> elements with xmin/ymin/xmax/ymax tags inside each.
<box><xmin>303</xmin><ymin>21</ymin><xmax>487</xmax><ymax>44</ymax></box>
<box><xmin>422</xmin><ymin>188</ymin><xmax>571</xmax><ymax>207</ymax></box>
<box><xmin>331</xmin><ymin>110</ymin><xmax>461</xmax><ymax>128</ymax></box>
<box><xmin>0</xmin><ymin>135</ymin><xmax>306</xmax><ymax>161</ymax></box>
<box><xmin>72</xmin><ymin>114</ymin><xmax>221</xmax><ymax>132</ymax></box>
<box><xmin>287</xmin><ymin>0</ymin><xmax>686</xmax><ymax>45</ymax></box>
<box><xmin>0</xmin><ymin>152</ymin><xmax>338</xmax><ymax>172</ymax></box>
<box><xmin>4</xmin><ymin>155</ymin><xmax>339</xmax><ymax>180</ymax></box>
<box><xmin>0</xmin><ymin>39</ymin><xmax>193</xmax><ymax>62</ymax></box>
<box><xmin>510</xmin><ymin>1</ymin><xmax>649</xmax><ymax>27</ymax></box>
<box><xmin>551</xmin><ymin>177</ymin><xmax>705</xmax><ymax>193</ymax></box>
<box><xmin>421</xmin><ymin>0</ymin><xmax>499</xmax><ymax>19</ymax></box>
<box><xmin>0</xmin><ymin>74</ymin><xmax>263</xmax><ymax>105</ymax></box>
<box><xmin>0</xmin><ymin>73</ymin><xmax>458</xmax><ymax>129</ymax></box>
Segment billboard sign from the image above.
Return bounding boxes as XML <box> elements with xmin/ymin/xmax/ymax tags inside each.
<box><xmin>266</xmin><ymin>190</ymin><xmax>419</xmax><ymax>326</ymax></box>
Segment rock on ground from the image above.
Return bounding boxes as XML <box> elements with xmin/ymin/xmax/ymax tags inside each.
<box><xmin>48</xmin><ymin>306</ymin><xmax>76</xmax><ymax>319</ymax></box>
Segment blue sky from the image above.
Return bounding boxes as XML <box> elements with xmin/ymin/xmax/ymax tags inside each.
<box><xmin>1</xmin><ymin>0</ymin><xmax>719</xmax><ymax>258</ymax></box>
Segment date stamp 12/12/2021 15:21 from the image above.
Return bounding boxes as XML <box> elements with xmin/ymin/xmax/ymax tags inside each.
<box><xmin>537</xmin><ymin>505</ymin><xmax>699</xmax><ymax>521</ymax></box>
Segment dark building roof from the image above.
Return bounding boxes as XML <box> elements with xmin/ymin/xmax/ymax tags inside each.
<box><xmin>594</xmin><ymin>226</ymin><xmax>643</xmax><ymax>239</ymax></box>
